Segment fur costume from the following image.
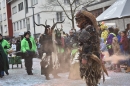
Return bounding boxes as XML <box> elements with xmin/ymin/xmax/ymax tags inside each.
<box><xmin>75</xmin><ymin>9</ymin><xmax>108</xmax><ymax>86</ymax></box>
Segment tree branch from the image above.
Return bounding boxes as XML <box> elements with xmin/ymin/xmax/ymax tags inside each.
<box><xmin>73</xmin><ymin>0</ymin><xmax>95</xmax><ymax>14</ymax></box>
<box><xmin>71</xmin><ymin>0</ymin><xmax>76</xmax><ymax>5</ymax></box>
<box><xmin>57</xmin><ymin>0</ymin><xmax>72</xmax><ymax>21</ymax></box>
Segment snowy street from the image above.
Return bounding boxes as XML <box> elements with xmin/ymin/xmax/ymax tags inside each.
<box><xmin>0</xmin><ymin>58</ymin><xmax>130</xmax><ymax>86</ymax></box>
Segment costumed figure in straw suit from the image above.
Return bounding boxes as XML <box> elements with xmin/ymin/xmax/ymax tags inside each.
<box><xmin>75</xmin><ymin>9</ymin><xmax>108</xmax><ymax>86</ymax></box>
<box><xmin>35</xmin><ymin>20</ymin><xmax>64</xmax><ymax>80</ymax></box>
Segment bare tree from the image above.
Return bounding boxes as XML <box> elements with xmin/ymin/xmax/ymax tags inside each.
<box><xmin>40</xmin><ymin>0</ymin><xmax>95</xmax><ymax>29</ymax></box>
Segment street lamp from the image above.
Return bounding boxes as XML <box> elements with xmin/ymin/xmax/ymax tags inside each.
<box><xmin>28</xmin><ymin>7</ymin><xmax>36</xmax><ymax>37</ymax></box>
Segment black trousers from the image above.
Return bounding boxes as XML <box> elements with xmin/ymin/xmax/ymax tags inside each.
<box><xmin>24</xmin><ymin>56</ymin><xmax>33</xmax><ymax>74</ymax></box>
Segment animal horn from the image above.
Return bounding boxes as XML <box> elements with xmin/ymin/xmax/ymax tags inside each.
<box><xmin>34</xmin><ymin>21</ymin><xmax>46</xmax><ymax>27</ymax></box>
<box><xmin>45</xmin><ymin>20</ymin><xmax>47</xmax><ymax>26</ymax></box>
<box><xmin>51</xmin><ymin>19</ymin><xmax>65</xmax><ymax>30</ymax></box>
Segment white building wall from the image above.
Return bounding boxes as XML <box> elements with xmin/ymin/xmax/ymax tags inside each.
<box><xmin>0</xmin><ymin>0</ymin><xmax>9</xmax><ymax>36</ymax></box>
<box><xmin>11</xmin><ymin>0</ymin><xmax>84</xmax><ymax>37</ymax></box>
<box><xmin>87</xmin><ymin>0</ymin><xmax>116</xmax><ymax>11</ymax></box>
<box><xmin>102</xmin><ymin>18</ymin><xmax>130</xmax><ymax>31</ymax></box>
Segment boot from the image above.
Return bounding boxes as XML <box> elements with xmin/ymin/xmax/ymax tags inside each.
<box><xmin>45</xmin><ymin>74</ymin><xmax>50</xmax><ymax>80</ymax></box>
<box><xmin>0</xmin><ymin>74</ymin><xmax>3</xmax><ymax>78</ymax></box>
<box><xmin>125</xmin><ymin>67</ymin><xmax>130</xmax><ymax>73</ymax></box>
<box><xmin>27</xmin><ymin>70</ymin><xmax>33</xmax><ymax>75</ymax></box>
<box><xmin>5</xmin><ymin>71</ymin><xmax>9</xmax><ymax>75</ymax></box>
<box><xmin>28</xmin><ymin>73</ymin><xmax>33</xmax><ymax>75</ymax></box>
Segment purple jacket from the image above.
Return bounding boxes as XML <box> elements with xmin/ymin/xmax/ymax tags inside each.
<box><xmin>106</xmin><ymin>33</ymin><xmax>116</xmax><ymax>49</ymax></box>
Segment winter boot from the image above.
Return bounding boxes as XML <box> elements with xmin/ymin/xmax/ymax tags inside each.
<box><xmin>45</xmin><ymin>74</ymin><xmax>50</xmax><ymax>80</ymax></box>
<box><xmin>0</xmin><ymin>73</ymin><xmax>3</xmax><ymax>78</ymax></box>
<box><xmin>5</xmin><ymin>71</ymin><xmax>9</xmax><ymax>75</ymax></box>
<box><xmin>27</xmin><ymin>70</ymin><xmax>33</xmax><ymax>75</ymax></box>
<box><xmin>125</xmin><ymin>67</ymin><xmax>130</xmax><ymax>73</ymax></box>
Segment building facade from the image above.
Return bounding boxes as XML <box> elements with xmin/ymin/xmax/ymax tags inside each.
<box><xmin>8</xmin><ymin>0</ymin><xmax>100</xmax><ymax>37</ymax></box>
<box><xmin>87</xmin><ymin>0</ymin><xmax>116</xmax><ymax>17</ymax></box>
<box><xmin>87</xmin><ymin>0</ymin><xmax>130</xmax><ymax>30</ymax></box>
<box><xmin>0</xmin><ymin>0</ymin><xmax>9</xmax><ymax>36</ymax></box>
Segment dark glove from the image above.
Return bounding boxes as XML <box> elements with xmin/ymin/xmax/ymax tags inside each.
<box><xmin>24</xmin><ymin>51</ymin><xmax>29</xmax><ymax>57</ymax></box>
<box><xmin>4</xmin><ymin>46</ymin><xmax>8</xmax><ymax>49</ymax></box>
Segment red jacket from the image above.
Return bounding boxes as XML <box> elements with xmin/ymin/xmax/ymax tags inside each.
<box><xmin>120</xmin><ymin>35</ymin><xmax>129</xmax><ymax>51</ymax></box>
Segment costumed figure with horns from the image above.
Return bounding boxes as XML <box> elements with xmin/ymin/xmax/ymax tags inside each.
<box><xmin>75</xmin><ymin>9</ymin><xmax>108</xmax><ymax>86</ymax></box>
<box><xmin>35</xmin><ymin>19</ymin><xmax>65</xmax><ymax>80</ymax></box>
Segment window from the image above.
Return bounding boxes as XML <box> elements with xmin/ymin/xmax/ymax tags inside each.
<box><xmin>4</xmin><ymin>25</ymin><xmax>7</xmax><ymax>33</ymax></box>
<box><xmin>25</xmin><ymin>0</ymin><xmax>28</xmax><ymax>13</ymax></box>
<box><xmin>0</xmin><ymin>26</ymin><xmax>2</xmax><ymax>34</ymax></box>
<box><xmin>0</xmin><ymin>26</ymin><xmax>3</xmax><ymax>34</ymax></box>
<box><xmin>56</xmin><ymin>12</ymin><xmax>62</xmax><ymax>22</ymax></box>
<box><xmin>3</xmin><ymin>13</ymin><xmax>6</xmax><ymax>21</ymax></box>
<box><xmin>23</xmin><ymin>19</ymin><xmax>26</xmax><ymax>28</ymax></box>
<box><xmin>12</xmin><ymin>6</ymin><xmax>17</xmax><ymax>14</ymax></box>
<box><xmin>0</xmin><ymin>14</ymin><xmax>2</xmax><ymax>22</ymax></box>
<box><xmin>0</xmin><ymin>3</ymin><xmax>1</xmax><ymax>10</ymax></box>
<box><xmin>17</xmin><ymin>21</ymin><xmax>19</xmax><ymax>30</ymax></box>
<box><xmin>27</xmin><ymin>18</ymin><xmax>30</xmax><ymax>30</ymax></box>
<box><xmin>13</xmin><ymin>23</ymin><xmax>16</xmax><ymax>31</ymax></box>
<box><xmin>74</xmin><ymin>0</ymin><xmax>79</xmax><ymax>5</ymax></box>
<box><xmin>64</xmin><ymin>0</ymin><xmax>69</xmax><ymax>4</ymax></box>
<box><xmin>31</xmin><ymin>0</ymin><xmax>38</xmax><ymax>6</ymax></box>
<box><xmin>20</xmin><ymin>20</ymin><xmax>22</xmax><ymax>29</ymax></box>
<box><xmin>48</xmin><ymin>0</ymin><xmax>54</xmax><ymax>3</ymax></box>
<box><xmin>37</xmin><ymin>14</ymin><xmax>40</xmax><ymax>24</ymax></box>
<box><xmin>2</xmin><ymin>0</ymin><xmax>5</xmax><ymax>8</ymax></box>
<box><xmin>18</xmin><ymin>2</ymin><xmax>23</xmax><ymax>11</ymax></box>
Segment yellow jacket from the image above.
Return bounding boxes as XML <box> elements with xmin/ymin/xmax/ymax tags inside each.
<box><xmin>101</xmin><ymin>30</ymin><xmax>108</xmax><ymax>42</ymax></box>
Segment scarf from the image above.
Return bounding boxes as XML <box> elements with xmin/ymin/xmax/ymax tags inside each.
<box><xmin>0</xmin><ymin>38</ymin><xmax>3</xmax><ymax>43</ymax></box>
<box><xmin>26</xmin><ymin>38</ymin><xmax>32</xmax><ymax>50</ymax></box>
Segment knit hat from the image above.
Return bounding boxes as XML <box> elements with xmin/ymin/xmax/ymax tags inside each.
<box><xmin>24</xmin><ymin>32</ymin><xmax>30</xmax><ymax>37</ymax></box>
<box><xmin>108</xmin><ymin>27</ymin><xmax>114</xmax><ymax>33</ymax></box>
<box><xmin>27</xmin><ymin>31</ymin><xmax>31</xmax><ymax>35</ymax></box>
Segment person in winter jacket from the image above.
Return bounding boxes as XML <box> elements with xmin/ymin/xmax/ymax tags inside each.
<box><xmin>120</xmin><ymin>31</ymin><xmax>130</xmax><ymax>73</ymax></box>
<box><xmin>21</xmin><ymin>32</ymin><xmax>37</xmax><ymax>75</ymax></box>
<box><xmin>120</xmin><ymin>31</ymin><xmax>129</xmax><ymax>54</ymax></box>
<box><xmin>115</xmin><ymin>31</ymin><xmax>130</xmax><ymax>72</ymax></box>
<box><xmin>0</xmin><ymin>44</ymin><xmax>8</xmax><ymax>78</ymax></box>
<box><xmin>100</xmin><ymin>23</ymin><xmax>108</xmax><ymax>42</ymax></box>
<box><xmin>126</xmin><ymin>24</ymin><xmax>130</xmax><ymax>53</ymax></box>
<box><xmin>106</xmin><ymin>27</ymin><xmax>117</xmax><ymax>70</ymax></box>
<box><xmin>106</xmin><ymin>27</ymin><xmax>116</xmax><ymax>56</ymax></box>
<box><xmin>0</xmin><ymin>34</ymin><xmax>10</xmax><ymax>76</ymax></box>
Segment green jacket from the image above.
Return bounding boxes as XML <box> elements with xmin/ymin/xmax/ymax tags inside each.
<box><xmin>0</xmin><ymin>43</ymin><xmax>9</xmax><ymax>71</ymax></box>
<box><xmin>21</xmin><ymin>37</ymin><xmax>37</xmax><ymax>53</ymax></box>
<box><xmin>30</xmin><ymin>36</ymin><xmax>37</xmax><ymax>50</ymax></box>
<box><xmin>0</xmin><ymin>39</ymin><xmax>10</xmax><ymax>55</ymax></box>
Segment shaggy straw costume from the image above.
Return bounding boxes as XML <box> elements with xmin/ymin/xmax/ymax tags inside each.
<box><xmin>75</xmin><ymin>9</ymin><xmax>108</xmax><ymax>86</ymax></box>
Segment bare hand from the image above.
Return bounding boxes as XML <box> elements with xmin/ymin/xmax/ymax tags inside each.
<box><xmin>82</xmin><ymin>58</ymin><xmax>87</xmax><ymax>64</ymax></box>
